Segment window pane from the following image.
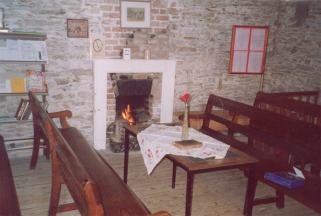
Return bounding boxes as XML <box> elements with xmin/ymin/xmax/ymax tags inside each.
<box><xmin>250</xmin><ymin>29</ymin><xmax>266</xmax><ymax>51</ymax></box>
<box><xmin>234</xmin><ymin>28</ymin><xmax>250</xmax><ymax>50</ymax></box>
<box><xmin>232</xmin><ymin>51</ymin><xmax>248</xmax><ymax>72</ymax></box>
<box><xmin>247</xmin><ymin>52</ymin><xmax>263</xmax><ymax>73</ymax></box>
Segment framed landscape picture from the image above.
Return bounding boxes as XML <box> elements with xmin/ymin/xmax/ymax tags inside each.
<box><xmin>67</xmin><ymin>19</ymin><xmax>89</xmax><ymax>38</ymax></box>
<box><xmin>121</xmin><ymin>1</ymin><xmax>151</xmax><ymax>28</ymax></box>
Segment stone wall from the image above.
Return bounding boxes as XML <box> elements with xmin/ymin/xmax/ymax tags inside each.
<box><xmin>0</xmin><ymin>0</ymin><xmax>320</xmax><ymax>149</ymax></box>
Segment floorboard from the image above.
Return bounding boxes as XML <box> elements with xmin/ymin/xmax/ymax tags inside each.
<box><xmin>10</xmin><ymin>151</ymin><xmax>320</xmax><ymax>216</ymax></box>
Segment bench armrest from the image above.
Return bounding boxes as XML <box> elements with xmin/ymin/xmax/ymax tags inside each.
<box><xmin>149</xmin><ymin>211</ymin><xmax>171</xmax><ymax>216</ymax></box>
<box><xmin>48</xmin><ymin>110</ymin><xmax>72</xmax><ymax>128</ymax></box>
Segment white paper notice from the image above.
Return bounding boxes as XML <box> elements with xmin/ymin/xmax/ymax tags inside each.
<box><xmin>0</xmin><ymin>39</ymin><xmax>47</xmax><ymax>61</ymax></box>
<box><xmin>20</xmin><ymin>40</ymin><xmax>48</xmax><ymax>61</ymax></box>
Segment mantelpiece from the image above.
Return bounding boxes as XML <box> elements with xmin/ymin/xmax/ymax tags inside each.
<box><xmin>93</xmin><ymin>59</ymin><xmax>176</xmax><ymax>150</ymax></box>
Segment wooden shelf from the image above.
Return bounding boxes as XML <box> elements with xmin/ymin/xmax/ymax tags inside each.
<box><xmin>0</xmin><ymin>92</ymin><xmax>48</xmax><ymax>96</ymax></box>
<box><xmin>0</xmin><ymin>31</ymin><xmax>47</xmax><ymax>149</ymax></box>
<box><xmin>0</xmin><ymin>119</ymin><xmax>32</xmax><ymax>124</ymax></box>
<box><xmin>0</xmin><ymin>60</ymin><xmax>47</xmax><ymax>63</ymax></box>
<box><xmin>0</xmin><ymin>32</ymin><xmax>47</xmax><ymax>40</ymax></box>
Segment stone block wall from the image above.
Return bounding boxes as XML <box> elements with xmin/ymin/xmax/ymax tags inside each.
<box><xmin>0</xmin><ymin>0</ymin><xmax>320</xmax><ymax>149</ymax></box>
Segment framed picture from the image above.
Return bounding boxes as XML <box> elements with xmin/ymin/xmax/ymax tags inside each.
<box><xmin>0</xmin><ymin>8</ymin><xmax>4</xmax><ymax>29</ymax></box>
<box><xmin>67</xmin><ymin>19</ymin><xmax>89</xmax><ymax>38</ymax></box>
<box><xmin>121</xmin><ymin>1</ymin><xmax>151</xmax><ymax>28</ymax></box>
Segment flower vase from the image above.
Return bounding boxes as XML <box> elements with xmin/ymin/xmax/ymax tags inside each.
<box><xmin>181</xmin><ymin>104</ymin><xmax>189</xmax><ymax>140</ymax></box>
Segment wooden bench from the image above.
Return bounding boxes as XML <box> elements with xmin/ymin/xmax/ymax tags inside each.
<box><xmin>0</xmin><ymin>135</ymin><xmax>21</xmax><ymax>216</ymax></box>
<box><xmin>188</xmin><ymin>94</ymin><xmax>321</xmax><ymax>215</ymax></box>
<box><xmin>29</xmin><ymin>92</ymin><xmax>170</xmax><ymax>216</ymax></box>
<box><xmin>257</xmin><ymin>90</ymin><xmax>319</xmax><ymax>104</ymax></box>
<box><xmin>30</xmin><ymin>108</ymin><xmax>72</xmax><ymax>169</ymax></box>
<box><xmin>254</xmin><ymin>91</ymin><xmax>321</xmax><ymax>126</ymax></box>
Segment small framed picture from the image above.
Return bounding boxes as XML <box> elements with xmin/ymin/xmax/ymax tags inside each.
<box><xmin>121</xmin><ymin>1</ymin><xmax>151</xmax><ymax>28</ymax></box>
<box><xmin>0</xmin><ymin>8</ymin><xmax>4</xmax><ymax>29</ymax></box>
<box><xmin>67</xmin><ymin>19</ymin><xmax>89</xmax><ymax>38</ymax></box>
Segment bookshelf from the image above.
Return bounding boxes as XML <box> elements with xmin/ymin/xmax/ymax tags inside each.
<box><xmin>0</xmin><ymin>31</ymin><xmax>48</xmax><ymax>150</ymax></box>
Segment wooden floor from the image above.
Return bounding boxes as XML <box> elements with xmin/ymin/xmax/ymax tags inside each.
<box><xmin>10</xmin><ymin>151</ymin><xmax>320</xmax><ymax>216</ymax></box>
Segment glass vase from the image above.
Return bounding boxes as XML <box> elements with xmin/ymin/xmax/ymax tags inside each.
<box><xmin>181</xmin><ymin>104</ymin><xmax>189</xmax><ymax>140</ymax></box>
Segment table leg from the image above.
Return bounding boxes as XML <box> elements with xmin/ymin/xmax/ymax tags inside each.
<box><xmin>276</xmin><ymin>190</ymin><xmax>284</xmax><ymax>208</ymax></box>
<box><xmin>243</xmin><ymin>165</ymin><xmax>257</xmax><ymax>216</ymax></box>
<box><xmin>185</xmin><ymin>172</ymin><xmax>194</xmax><ymax>216</ymax></box>
<box><xmin>172</xmin><ymin>162</ymin><xmax>177</xmax><ymax>189</ymax></box>
<box><xmin>123</xmin><ymin>129</ymin><xmax>129</xmax><ymax>184</ymax></box>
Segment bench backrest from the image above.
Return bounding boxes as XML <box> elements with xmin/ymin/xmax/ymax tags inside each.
<box><xmin>201</xmin><ymin>94</ymin><xmax>321</xmax><ymax>172</ymax></box>
<box><xmin>29</xmin><ymin>92</ymin><xmax>104</xmax><ymax>216</ymax></box>
<box><xmin>258</xmin><ymin>91</ymin><xmax>319</xmax><ymax>104</ymax></box>
<box><xmin>254</xmin><ymin>91</ymin><xmax>321</xmax><ymax>126</ymax></box>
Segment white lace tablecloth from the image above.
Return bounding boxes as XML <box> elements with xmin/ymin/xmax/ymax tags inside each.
<box><xmin>137</xmin><ymin>124</ymin><xmax>230</xmax><ymax>174</ymax></box>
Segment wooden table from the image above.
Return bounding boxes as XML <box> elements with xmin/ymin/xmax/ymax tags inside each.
<box><xmin>123</xmin><ymin>123</ymin><xmax>259</xmax><ymax>216</ymax></box>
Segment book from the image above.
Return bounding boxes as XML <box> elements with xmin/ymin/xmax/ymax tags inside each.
<box><xmin>21</xmin><ymin>100</ymin><xmax>30</xmax><ymax>120</ymax></box>
<box><xmin>264</xmin><ymin>171</ymin><xmax>305</xmax><ymax>189</ymax></box>
<box><xmin>16</xmin><ymin>99</ymin><xmax>29</xmax><ymax>120</ymax></box>
<box><xmin>22</xmin><ymin>104</ymin><xmax>32</xmax><ymax>120</ymax></box>
<box><xmin>15</xmin><ymin>99</ymin><xmax>24</xmax><ymax>118</ymax></box>
<box><xmin>26</xmin><ymin>70</ymin><xmax>46</xmax><ymax>92</ymax></box>
<box><xmin>11</xmin><ymin>77</ymin><xmax>26</xmax><ymax>93</ymax></box>
<box><xmin>174</xmin><ymin>139</ymin><xmax>203</xmax><ymax>149</ymax></box>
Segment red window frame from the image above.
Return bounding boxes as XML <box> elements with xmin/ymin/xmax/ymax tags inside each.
<box><xmin>229</xmin><ymin>25</ymin><xmax>269</xmax><ymax>74</ymax></box>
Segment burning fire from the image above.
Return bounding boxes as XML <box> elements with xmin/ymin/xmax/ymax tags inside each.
<box><xmin>122</xmin><ymin>104</ymin><xmax>135</xmax><ymax>125</ymax></box>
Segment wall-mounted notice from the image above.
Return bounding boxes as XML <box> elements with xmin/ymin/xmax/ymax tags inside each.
<box><xmin>0</xmin><ymin>39</ymin><xmax>48</xmax><ymax>62</ymax></box>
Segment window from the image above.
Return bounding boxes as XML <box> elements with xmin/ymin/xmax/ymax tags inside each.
<box><xmin>229</xmin><ymin>25</ymin><xmax>269</xmax><ymax>74</ymax></box>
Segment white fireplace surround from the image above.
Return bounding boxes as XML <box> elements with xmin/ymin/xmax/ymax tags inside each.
<box><xmin>93</xmin><ymin>59</ymin><xmax>176</xmax><ymax>150</ymax></box>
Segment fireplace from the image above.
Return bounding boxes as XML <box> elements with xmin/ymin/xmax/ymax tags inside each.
<box><xmin>115</xmin><ymin>78</ymin><xmax>153</xmax><ymax>123</ymax></box>
<box><xmin>107</xmin><ymin>75</ymin><xmax>155</xmax><ymax>152</ymax></box>
<box><xmin>93</xmin><ymin>59</ymin><xmax>176</xmax><ymax>150</ymax></box>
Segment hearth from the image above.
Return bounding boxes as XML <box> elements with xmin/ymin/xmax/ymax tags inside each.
<box><xmin>108</xmin><ymin>75</ymin><xmax>154</xmax><ymax>152</ymax></box>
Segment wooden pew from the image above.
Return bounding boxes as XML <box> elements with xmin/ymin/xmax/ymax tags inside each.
<box><xmin>0</xmin><ymin>135</ymin><xmax>21</xmax><ymax>216</ymax></box>
<box><xmin>254</xmin><ymin>91</ymin><xmax>321</xmax><ymax>126</ymax></box>
<box><xmin>28</xmin><ymin>92</ymin><xmax>170</xmax><ymax>216</ymax></box>
<box><xmin>258</xmin><ymin>90</ymin><xmax>319</xmax><ymax>104</ymax></box>
<box><xmin>30</xmin><ymin>105</ymin><xmax>72</xmax><ymax>169</ymax></box>
<box><xmin>189</xmin><ymin>94</ymin><xmax>321</xmax><ymax>214</ymax></box>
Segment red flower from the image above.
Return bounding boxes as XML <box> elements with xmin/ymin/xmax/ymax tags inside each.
<box><xmin>180</xmin><ymin>93</ymin><xmax>191</xmax><ymax>103</ymax></box>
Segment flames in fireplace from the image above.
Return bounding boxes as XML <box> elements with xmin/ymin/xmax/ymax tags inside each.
<box><xmin>122</xmin><ymin>104</ymin><xmax>135</xmax><ymax>125</ymax></box>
